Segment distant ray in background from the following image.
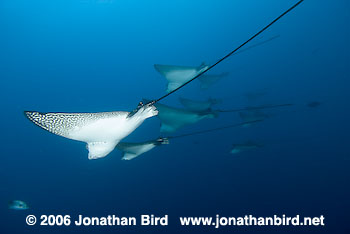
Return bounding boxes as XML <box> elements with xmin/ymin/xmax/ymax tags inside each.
<box><xmin>307</xmin><ymin>101</ymin><xmax>322</xmax><ymax>108</ymax></box>
<box><xmin>179</xmin><ymin>97</ymin><xmax>221</xmax><ymax>112</ymax></box>
<box><xmin>230</xmin><ymin>141</ymin><xmax>263</xmax><ymax>154</ymax></box>
<box><xmin>24</xmin><ymin>103</ymin><xmax>158</xmax><ymax>160</ymax></box>
<box><xmin>117</xmin><ymin>138</ymin><xmax>169</xmax><ymax>160</ymax></box>
<box><xmin>8</xmin><ymin>200</ymin><xmax>29</xmax><ymax>210</ymax></box>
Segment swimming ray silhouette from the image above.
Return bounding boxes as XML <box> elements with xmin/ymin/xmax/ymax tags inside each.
<box><xmin>116</xmin><ymin>138</ymin><xmax>169</xmax><ymax>160</ymax></box>
<box><xmin>24</xmin><ymin>103</ymin><xmax>157</xmax><ymax>159</ymax></box>
<box><xmin>150</xmin><ymin>101</ymin><xmax>217</xmax><ymax>133</ymax></box>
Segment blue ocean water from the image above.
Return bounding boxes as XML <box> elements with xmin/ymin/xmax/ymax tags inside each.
<box><xmin>1</xmin><ymin>0</ymin><xmax>349</xmax><ymax>233</ymax></box>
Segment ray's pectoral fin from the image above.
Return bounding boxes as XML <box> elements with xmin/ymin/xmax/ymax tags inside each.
<box><xmin>86</xmin><ymin>142</ymin><xmax>117</xmax><ymax>160</ymax></box>
<box><xmin>24</xmin><ymin>111</ymin><xmax>72</xmax><ymax>137</ymax></box>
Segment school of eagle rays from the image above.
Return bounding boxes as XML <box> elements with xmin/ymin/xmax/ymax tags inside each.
<box><xmin>24</xmin><ymin>61</ymin><xmax>293</xmax><ymax>160</ymax></box>
<box><xmin>24</xmin><ymin>1</ymin><xmax>306</xmax><ymax>161</ymax></box>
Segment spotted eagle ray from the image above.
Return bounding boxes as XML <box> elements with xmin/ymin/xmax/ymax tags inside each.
<box><xmin>147</xmin><ymin>100</ymin><xmax>217</xmax><ymax>133</ymax></box>
<box><xmin>24</xmin><ymin>103</ymin><xmax>157</xmax><ymax>159</ymax></box>
<box><xmin>117</xmin><ymin>138</ymin><xmax>169</xmax><ymax>160</ymax></box>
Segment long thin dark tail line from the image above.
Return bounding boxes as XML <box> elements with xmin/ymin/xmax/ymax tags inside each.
<box><xmin>217</xmin><ymin>103</ymin><xmax>294</xmax><ymax>113</ymax></box>
<box><xmin>154</xmin><ymin>0</ymin><xmax>304</xmax><ymax>103</ymax></box>
<box><xmin>167</xmin><ymin>120</ymin><xmax>262</xmax><ymax>139</ymax></box>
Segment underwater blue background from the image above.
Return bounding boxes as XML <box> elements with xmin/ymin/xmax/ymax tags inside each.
<box><xmin>0</xmin><ymin>0</ymin><xmax>349</xmax><ymax>233</ymax></box>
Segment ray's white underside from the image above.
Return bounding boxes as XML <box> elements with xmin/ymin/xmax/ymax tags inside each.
<box><xmin>25</xmin><ymin>105</ymin><xmax>158</xmax><ymax>160</ymax></box>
